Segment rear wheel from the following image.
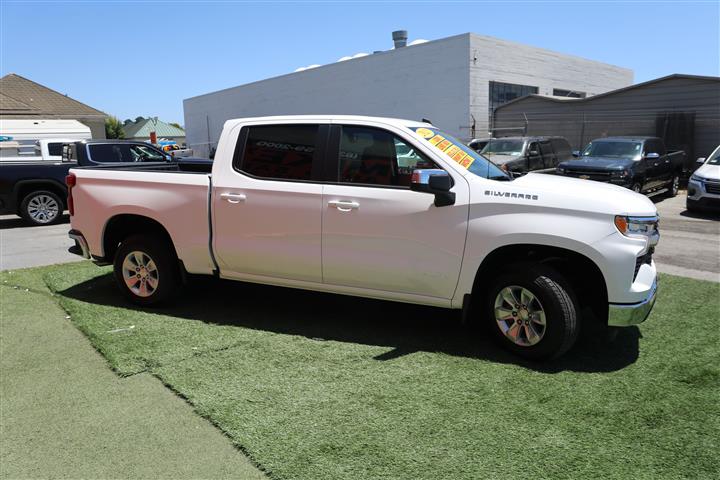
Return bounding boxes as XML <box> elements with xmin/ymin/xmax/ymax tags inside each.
<box><xmin>484</xmin><ymin>264</ymin><xmax>579</xmax><ymax>360</ymax></box>
<box><xmin>113</xmin><ymin>234</ymin><xmax>180</xmax><ymax>306</ymax></box>
<box><xmin>20</xmin><ymin>190</ymin><xmax>63</xmax><ymax>226</ymax></box>
<box><xmin>631</xmin><ymin>182</ymin><xmax>642</xmax><ymax>194</ymax></box>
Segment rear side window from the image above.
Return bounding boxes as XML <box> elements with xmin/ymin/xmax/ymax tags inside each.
<box><xmin>88</xmin><ymin>144</ymin><xmax>134</xmax><ymax>162</ymax></box>
<box><xmin>47</xmin><ymin>143</ymin><xmax>64</xmax><ymax>156</ymax></box>
<box><xmin>238</xmin><ymin>125</ymin><xmax>318</xmax><ymax>181</ymax></box>
<box><xmin>550</xmin><ymin>138</ymin><xmax>571</xmax><ymax>157</ymax></box>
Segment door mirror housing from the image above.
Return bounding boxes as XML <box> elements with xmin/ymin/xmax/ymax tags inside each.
<box><xmin>528</xmin><ymin>150</ymin><xmax>539</xmax><ymax>156</ymax></box>
<box><xmin>696</xmin><ymin>157</ymin><xmax>706</xmax><ymax>164</ymax></box>
<box><xmin>410</xmin><ymin>169</ymin><xmax>456</xmax><ymax>207</ymax></box>
<box><xmin>572</xmin><ymin>150</ymin><xmax>580</xmax><ymax>158</ymax></box>
<box><xmin>644</xmin><ymin>152</ymin><xmax>660</xmax><ymax>160</ymax></box>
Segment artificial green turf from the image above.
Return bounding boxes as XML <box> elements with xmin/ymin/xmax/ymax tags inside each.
<box><xmin>3</xmin><ymin>263</ymin><xmax>718</xmax><ymax>479</ymax></box>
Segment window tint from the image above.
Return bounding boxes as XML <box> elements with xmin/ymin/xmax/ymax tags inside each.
<box><xmin>539</xmin><ymin>141</ymin><xmax>554</xmax><ymax>157</ymax></box>
<box><xmin>240</xmin><ymin>125</ymin><xmax>318</xmax><ymax>180</ymax></box>
<box><xmin>47</xmin><ymin>143</ymin><xmax>64</xmax><ymax>156</ymax></box>
<box><xmin>338</xmin><ymin>126</ymin><xmax>437</xmax><ymax>187</ymax></box>
<box><xmin>88</xmin><ymin>144</ymin><xmax>134</xmax><ymax>162</ymax></box>
<box><xmin>550</xmin><ymin>138</ymin><xmax>571</xmax><ymax>157</ymax></box>
<box><xmin>645</xmin><ymin>139</ymin><xmax>665</xmax><ymax>156</ymax></box>
<box><xmin>130</xmin><ymin>144</ymin><xmax>165</xmax><ymax>161</ymax></box>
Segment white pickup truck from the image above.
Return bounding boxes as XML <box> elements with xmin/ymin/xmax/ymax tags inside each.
<box><xmin>67</xmin><ymin>116</ymin><xmax>659</xmax><ymax>359</ymax></box>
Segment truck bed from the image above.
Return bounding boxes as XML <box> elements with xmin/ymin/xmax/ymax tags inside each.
<box><xmin>69</xmin><ymin>165</ymin><xmax>215</xmax><ymax>275</ymax></box>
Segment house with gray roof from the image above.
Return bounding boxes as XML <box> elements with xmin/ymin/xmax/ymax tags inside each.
<box><xmin>0</xmin><ymin>73</ymin><xmax>107</xmax><ymax>138</ymax></box>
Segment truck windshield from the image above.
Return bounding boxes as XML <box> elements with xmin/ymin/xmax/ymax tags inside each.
<box><xmin>583</xmin><ymin>141</ymin><xmax>642</xmax><ymax>160</ymax></box>
<box><xmin>409</xmin><ymin>126</ymin><xmax>509</xmax><ymax>180</ymax></box>
<box><xmin>481</xmin><ymin>139</ymin><xmax>524</xmax><ymax>156</ymax></box>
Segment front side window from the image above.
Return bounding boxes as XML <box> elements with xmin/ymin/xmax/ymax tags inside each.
<box><xmin>130</xmin><ymin>144</ymin><xmax>166</xmax><ymax>162</ymax></box>
<box><xmin>239</xmin><ymin>125</ymin><xmax>318</xmax><ymax>181</ymax></box>
<box><xmin>337</xmin><ymin>126</ymin><xmax>437</xmax><ymax>187</ymax></box>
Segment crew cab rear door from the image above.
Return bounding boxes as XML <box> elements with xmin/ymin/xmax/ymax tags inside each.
<box><xmin>321</xmin><ymin>123</ymin><xmax>468</xmax><ymax>300</ymax></box>
<box><xmin>211</xmin><ymin>122</ymin><xmax>328</xmax><ymax>283</ymax></box>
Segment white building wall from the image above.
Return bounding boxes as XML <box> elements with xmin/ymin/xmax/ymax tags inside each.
<box><xmin>183</xmin><ymin>35</ymin><xmax>470</xmax><ymax>157</ymax></box>
<box><xmin>469</xmin><ymin>34</ymin><xmax>634</xmax><ymax>136</ymax></box>
<box><xmin>184</xmin><ymin>32</ymin><xmax>634</xmax><ymax>155</ymax></box>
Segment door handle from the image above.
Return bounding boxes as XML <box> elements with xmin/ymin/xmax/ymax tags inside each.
<box><xmin>220</xmin><ymin>192</ymin><xmax>246</xmax><ymax>204</ymax></box>
<box><xmin>328</xmin><ymin>200</ymin><xmax>359</xmax><ymax>211</ymax></box>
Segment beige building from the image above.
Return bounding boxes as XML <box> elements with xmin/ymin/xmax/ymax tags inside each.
<box><xmin>0</xmin><ymin>73</ymin><xmax>107</xmax><ymax>138</ymax></box>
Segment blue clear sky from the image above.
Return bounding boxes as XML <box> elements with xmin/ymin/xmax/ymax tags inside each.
<box><xmin>1</xmin><ymin>1</ymin><xmax>718</xmax><ymax>125</ymax></box>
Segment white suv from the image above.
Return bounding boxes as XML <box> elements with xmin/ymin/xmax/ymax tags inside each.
<box><xmin>687</xmin><ymin>145</ymin><xmax>720</xmax><ymax>212</ymax></box>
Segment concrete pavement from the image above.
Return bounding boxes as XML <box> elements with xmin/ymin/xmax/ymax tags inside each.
<box><xmin>0</xmin><ymin>214</ymin><xmax>82</xmax><ymax>270</ymax></box>
<box><xmin>652</xmin><ymin>194</ymin><xmax>720</xmax><ymax>282</ymax></box>
<box><xmin>0</xmin><ymin>277</ymin><xmax>266</xmax><ymax>479</ymax></box>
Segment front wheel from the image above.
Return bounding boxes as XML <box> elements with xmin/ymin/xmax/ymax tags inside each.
<box><xmin>630</xmin><ymin>182</ymin><xmax>642</xmax><ymax>194</ymax></box>
<box><xmin>484</xmin><ymin>265</ymin><xmax>579</xmax><ymax>360</ymax></box>
<box><xmin>113</xmin><ymin>234</ymin><xmax>180</xmax><ymax>306</ymax></box>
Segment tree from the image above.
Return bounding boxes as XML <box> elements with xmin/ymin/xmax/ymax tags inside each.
<box><xmin>123</xmin><ymin>118</ymin><xmax>133</xmax><ymax>125</ymax></box>
<box><xmin>135</xmin><ymin>116</ymin><xmax>145</xmax><ymax>123</ymax></box>
<box><xmin>169</xmin><ymin>122</ymin><xmax>184</xmax><ymax>130</ymax></box>
<box><xmin>105</xmin><ymin>116</ymin><xmax>126</xmax><ymax>139</ymax></box>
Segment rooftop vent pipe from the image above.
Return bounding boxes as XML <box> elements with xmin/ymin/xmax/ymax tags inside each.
<box><xmin>392</xmin><ymin>30</ymin><xmax>407</xmax><ymax>48</ymax></box>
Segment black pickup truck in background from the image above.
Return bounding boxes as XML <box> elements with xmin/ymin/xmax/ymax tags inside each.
<box><xmin>556</xmin><ymin>136</ymin><xmax>686</xmax><ymax>196</ymax></box>
<box><xmin>0</xmin><ymin>140</ymin><xmax>211</xmax><ymax>225</ymax></box>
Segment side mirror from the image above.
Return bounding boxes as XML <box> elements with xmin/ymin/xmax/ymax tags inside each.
<box><xmin>572</xmin><ymin>150</ymin><xmax>580</xmax><ymax>158</ymax></box>
<box><xmin>410</xmin><ymin>169</ymin><xmax>455</xmax><ymax>207</ymax></box>
<box><xmin>528</xmin><ymin>150</ymin><xmax>539</xmax><ymax>156</ymax></box>
<box><xmin>644</xmin><ymin>152</ymin><xmax>660</xmax><ymax>160</ymax></box>
<box><xmin>696</xmin><ymin>157</ymin><xmax>706</xmax><ymax>164</ymax></box>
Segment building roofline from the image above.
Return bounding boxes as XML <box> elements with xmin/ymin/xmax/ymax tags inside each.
<box><xmin>468</xmin><ymin>33</ymin><xmax>632</xmax><ymax>73</ymax></box>
<box><xmin>496</xmin><ymin>73</ymin><xmax>720</xmax><ymax>110</ymax></box>
<box><xmin>184</xmin><ymin>33</ymin><xmax>472</xmax><ymax>102</ymax></box>
<box><xmin>0</xmin><ymin>73</ymin><xmax>108</xmax><ymax>117</ymax></box>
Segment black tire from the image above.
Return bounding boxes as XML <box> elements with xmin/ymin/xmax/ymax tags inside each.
<box><xmin>667</xmin><ymin>173</ymin><xmax>680</xmax><ymax>197</ymax></box>
<box><xmin>630</xmin><ymin>182</ymin><xmax>642</xmax><ymax>194</ymax></box>
<box><xmin>19</xmin><ymin>190</ymin><xmax>64</xmax><ymax>226</ymax></box>
<box><xmin>484</xmin><ymin>264</ymin><xmax>579</xmax><ymax>360</ymax></box>
<box><xmin>113</xmin><ymin>234</ymin><xmax>180</xmax><ymax>306</ymax></box>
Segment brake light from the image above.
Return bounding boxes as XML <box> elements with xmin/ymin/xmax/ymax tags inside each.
<box><xmin>65</xmin><ymin>173</ymin><xmax>76</xmax><ymax>216</ymax></box>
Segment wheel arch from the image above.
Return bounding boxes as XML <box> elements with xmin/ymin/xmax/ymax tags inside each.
<box><xmin>469</xmin><ymin>243</ymin><xmax>609</xmax><ymax>325</ymax></box>
<box><xmin>14</xmin><ymin>179</ymin><xmax>68</xmax><ymax>212</ymax></box>
<box><xmin>101</xmin><ymin>214</ymin><xmax>179</xmax><ymax>264</ymax></box>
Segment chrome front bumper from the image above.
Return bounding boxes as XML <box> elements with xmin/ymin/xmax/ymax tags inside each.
<box><xmin>607</xmin><ymin>278</ymin><xmax>658</xmax><ymax>327</ymax></box>
<box><xmin>68</xmin><ymin>230</ymin><xmax>90</xmax><ymax>259</ymax></box>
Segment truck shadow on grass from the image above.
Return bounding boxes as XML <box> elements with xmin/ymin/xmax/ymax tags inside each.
<box><xmin>58</xmin><ymin>273</ymin><xmax>640</xmax><ymax>374</ymax></box>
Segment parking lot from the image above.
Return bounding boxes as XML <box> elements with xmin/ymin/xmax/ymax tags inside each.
<box><xmin>1</xmin><ymin>193</ymin><xmax>717</xmax><ymax>281</ymax></box>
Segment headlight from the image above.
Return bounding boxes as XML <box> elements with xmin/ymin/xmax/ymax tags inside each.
<box><xmin>615</xmin><ymin>215</ymin><xmax>660</xmax><ymax>247</ymax></box>
<box><xmin>611</xmin><ymin>170</ymin><xmax>630</xmax><ymax>178</ymax></box>
<box><xmin>690</xmin><ymin>174</ymin><xmax>704</xmax><ymax>182</ymax></box>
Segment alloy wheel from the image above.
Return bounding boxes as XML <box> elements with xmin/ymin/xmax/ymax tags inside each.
<box><xmin>122</xmin><ymin>251</ymin><xmax>159</xmax><ymax>297</ymax></box>
<box><xmin>493</xmin><ymin>285</ymin><xmax>547</xmax><ymax>347</ymax></box>
<box><xmin>27</xmin><ymin>194</ymin><xmax>59</xmax><ymax>224</ymax></box>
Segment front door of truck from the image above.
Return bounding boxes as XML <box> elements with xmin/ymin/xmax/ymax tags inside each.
<box><xmin>212</xmin><ymin>123</ymin><xmax>326</xmax><ymax>283</ymax></box>
<box><xmin>321</xmin><ymin>124</ymin><xmax>468</xmax><ymax>300</ymax></box>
